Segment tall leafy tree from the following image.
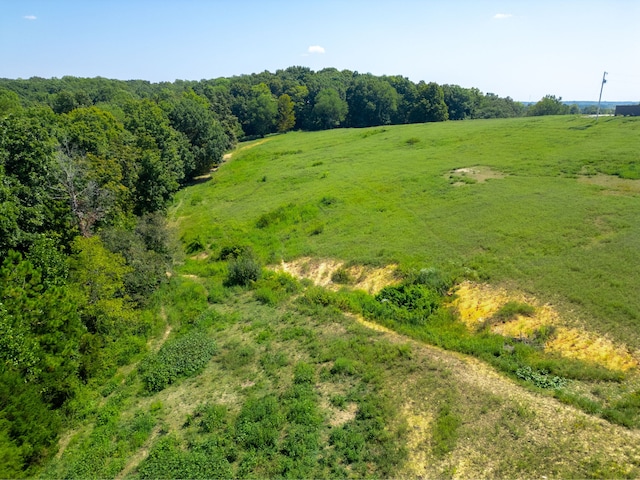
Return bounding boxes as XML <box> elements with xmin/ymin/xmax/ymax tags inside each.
<box><xmin>442</xmin><ymin>84</ymin><xmax>477</xmax><ymax>120</ymax></box>
<box><xmin>168</xmin><ymin>91</ymin><xmax>228</xmax><ymax>176</ymax></box>
<box><xmin>0</xmin><ymin>108</ymin><xmax>68</xmax><ymax>251</ymax></box>
<box><xmin>245</xmin><ymin>83</ymin><xmax>278</xmax><ymax>137</ymax></box>
<box><xmin>122</xmin><ymin>98</ymin><xmax>185</xmax><ymax>213</ymax></box>
<box><xmin>277</xmin><ymin>94</ymin><xmax>296</xmax><ymax>132</ymax></box>
<box><xmin>312</xmin><ymin>88</ymin><xmax>348</xmax><ymax>129</ymax></box>
<box><xmin>69</xmin><ymin>236</ymin><xmax>135</xmax><ymax>337</ymax></box>
<box><xmin>0</xmin><ymin>88</ymin><xmax>22</xmax><ymax>116</ymax></box>
<box><xmin>410</xmin><ymin>82</ymin><xmax>449</xmax><ymax>123</ymax></box>
<box><xmin>346</xmin><ymin>75</ymin><xmax>398</xmax><ymax>127</ymax></box>
<box><xmin>528</xmin><ymin>94</ymin><xmax>570</xmax><ymax>116</ymax></box>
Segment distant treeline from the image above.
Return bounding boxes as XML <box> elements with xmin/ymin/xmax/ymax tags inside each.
<box><xmin>0</xmin><ymin>67</ymin><xmax>584</xmax><ymax>477</ymax></box>
<box><xmin>1</xmin><ymin>67</ymin><xmax>589</xmax><ymax>141</ymax></box>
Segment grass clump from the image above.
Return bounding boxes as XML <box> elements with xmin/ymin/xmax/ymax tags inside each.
<box><xmin>331</xmin><ymin>267</ymin><xmax>353</xmax><ymax>285</ymax></box>
<box><xmin>432</xmin><ymin>401</ymin><xmax>461</xmax><ymax>457</ymax></box>
<box><xmin>495</xmin><ymin>301</ymin><xmax>536</xmax><ymax>320</ymax></box>
<box><xmin>253</xmin><ymin>271</ymin><xmax>300</xmax><ymax>306</ymax></box>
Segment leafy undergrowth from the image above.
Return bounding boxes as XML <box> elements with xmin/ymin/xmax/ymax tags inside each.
<box><xmin>42</xmin><ymin>259</ymin><xmax>640</xmax><ymax>479</ymax></box>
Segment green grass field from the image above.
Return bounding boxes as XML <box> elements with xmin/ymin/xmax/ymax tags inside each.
<box><xmin>174</xmin><ymin>115</ymin><xmax>640</xmax><ymax>348</ymax></box>
<box><xmin>43</xmin><ymin>115</ymin><xmax>640</xmax><ymax>478</ymax></box>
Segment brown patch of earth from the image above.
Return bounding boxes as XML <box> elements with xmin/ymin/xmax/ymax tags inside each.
<box><xmin>327</xmin><ymin>402</ymin><xmax>358</xmax><ymax>428</ymax></box>
<box><xmin>275</xmin><ymin>257</ymin><xmax>398</xmax><ymax>294</ymax></box>
<box><xmin>190</xmin><ymin>251</ymin><xmax>209</xmax><ymax>260</ymax></box>
<box><xmin>445</xmin><ymin>166</ymin><xmax>506</xmax><ymax>186</ymax></box>
<box><xmin>452</xmin><ymin>281</ymin><xmax>638</xmax><ymax>372</ymax></box>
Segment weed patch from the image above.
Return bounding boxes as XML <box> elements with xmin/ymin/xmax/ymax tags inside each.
<box><xmin>139</xmin><ymin>331</ymin><xmax>217</xmax><ymax>392</ymax></box>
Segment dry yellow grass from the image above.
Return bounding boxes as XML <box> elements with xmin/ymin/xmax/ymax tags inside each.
<box><xmin>452</xmin><ymin>281</ymin><xmax>638</xmax><ymax>372</ymax></box>
<box><xmin>276</xmin><ymin>257</ymin><xmax>399</xmax><ymax>294</ymax></box>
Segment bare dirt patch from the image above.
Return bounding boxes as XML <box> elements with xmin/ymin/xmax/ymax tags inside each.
<box><xmin>190</xmin><ymin>251</ymin><xmax>209</xmax><ymax>261</ymax></box>
<box><xmin>328</xmin><ymin>402</ymin><xmax>358</xmax><ymax>428</ymax></box>
<box><xmin>445</xmin><ymin>166</ymin><xmax>506</xmax><ymax>186</ymax></box>
<box><xmin>276</xmin><ymin>257</ymin><xmax>398</xmax><ymax>294</ymax></box>
<box><xmin>452</xmin><ymin>281</ymin><xmax>638</xmax><ymax>372</ymax></box>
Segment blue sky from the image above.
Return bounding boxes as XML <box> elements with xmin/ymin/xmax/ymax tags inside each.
<box><xmin>1</xmin><ymin>0</ymin><xmax>638</xmax><ymax>101</ymax></box>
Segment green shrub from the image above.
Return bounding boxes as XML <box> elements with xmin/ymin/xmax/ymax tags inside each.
<box><xmin>235</xmin><ymin>395</ymin><xmax>285</xmax><ymax>451</ymax></box>
<box><xmin>137</xmin><ymin>436</ymin><xmax>232</xmax><ymax>479</ymax></box>
<box><xmin>253</xmin><ymin>271</ymin><xmax>300</xmax><ymax>305</ymax></box>
<box><xmin>217</xmin><ymin>244</ymin><xmax>252</xmax><ymax>260</ymax></box>
<box><xmin>139</xmin><ymin>332</ymin><xmax>217</xmax><ymax>392</ymax></box>
<box><xmin>225</xmin><ymin>255</ymin><xmax>261</xmax><ymax>286</ymax></box>
<box><xmin>331</xmin><ymin>267</ymin><xmax>353</xmax><ymax>285</ymax></box>
<box><xmin>254</xmin><ymin>287</ymin><xmax>278</xmax><ymax>306</ymax></box>
<box><xmin>408</xmin><ymin>267</ymin><xmax>453</xmax><ymax>295</ymax></box>
<box><xmin>194</xmin><ymin>403</ymin><xmax>228</xmax><ymax>433</ymax></box>
<box><xmin>184</xmin><ymin>235</ymin><xmax>205</xmax><ymax>254</ymax></box>
<box><xmin>293</xmin><ymin>362</ymin><xmax>315</xmax><ymax>385</ymax></box>
<box><xmin>331</xmin><ymin>357</ymin><xmax>358</xmax><ymax>376</ymax></box>
<box><xmin>373</xmin><ymin>284</ymin><xmax>442</xmax><ymax>325</ymax></box>
<box><xmin>515</xmin><ymin>365</ymin><xmax>566</xmax><ymax>389</ymax></box>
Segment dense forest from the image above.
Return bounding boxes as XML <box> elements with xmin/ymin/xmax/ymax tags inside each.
<box><xmin>0</xmin><ymin>66</ymin><xmax>580</xmax><ymax>476</ymax></box>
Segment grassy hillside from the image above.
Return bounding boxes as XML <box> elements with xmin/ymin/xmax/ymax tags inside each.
<box><xmin>43</xmin><ymin>115</ymin><xmax>640</xmax><ymax>478</ymax></box>
<box><xmin>175</xmin><ymin>115</ymin><xmax>640</xmax><ymax>348</ymax></box>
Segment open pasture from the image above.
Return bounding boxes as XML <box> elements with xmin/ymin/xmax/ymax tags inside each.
<box><xmin>173</xmin><ymin>115</ymin><xmax>640</xmax><ymax>350</ymax></box>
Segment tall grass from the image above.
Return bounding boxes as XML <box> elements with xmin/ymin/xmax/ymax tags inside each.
<box><xmin>170</xmin><ymin>116</ymin><xmax>640</xmax><ymax>349</ymax></box>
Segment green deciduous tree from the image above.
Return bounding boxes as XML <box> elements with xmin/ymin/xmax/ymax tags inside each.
<box><xmin>245</xmin><ymin>83</ymin><xmax>278</xmax><ymax>137</ymax></box>
<box><xmin>277</xmin><ymin>94</ymin><xmax>296</xmax><ymax>132</ymax></box>
<box><xmin>528</xmin><ymin>95</ymin><xmax>570</xmax><ymax>116</ymax></box>
<box><xmin>346</xmin><ymin>75</ymin><xmax>398</xmax><ymax>127</ymax></box>
<box><xmin>312</xmin><ymin>89</ymin><xmax>348</xmax><ymax>129</ymax></box>
<box><xmin>0</xmin><ymin>88</ymin><xmax>21</xmax><ymax>116</ymax></box>
<box><xmin>0</xmin><ymin>109</ymin><xmax>69</xmax><ymax>251</ymax></box>
<box><xmin>69</xmin><ymin>236</ymin><xmax>135</xmax><ymax>336</ymax></box>
<box><xmin>168</xmin><ymin>91</ymin><xmax>228</xmax><ymax>177</ymax></box>
<box><xmin>122</xmin><ymin>98</ymin><xmax>186</xmax><ymax>213</ymax></box>
<box><xmin>410</xmin><ymin>82</ymin><xmax>449</xmax><ymax>123</ymax></box>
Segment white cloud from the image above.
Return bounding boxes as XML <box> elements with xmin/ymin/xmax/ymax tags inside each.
<box><xmin>307</xmin><ymin>45</ymin><xmax>325</xmax><ymax>54</ymax></box>
<box><xmin>23</xmin><ymin>15</ymin><xmax>37</xmax><ymax>20</ymax></box>
<box><xmin>493</xmin><ymin>13</ymin><xmax>513</xmax><ymax>20</ymax></box>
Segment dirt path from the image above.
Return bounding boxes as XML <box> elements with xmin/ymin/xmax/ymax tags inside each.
<box><xmin>114</xmin><ymin>425</ymin><xmax>163</xmax><ymax>480</ymax></box>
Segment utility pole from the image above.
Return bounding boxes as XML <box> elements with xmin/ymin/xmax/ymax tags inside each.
<box><xmin>596</xmin><ymin>71</ymin><xmax>608</xmax><ymax>121</ymax></box>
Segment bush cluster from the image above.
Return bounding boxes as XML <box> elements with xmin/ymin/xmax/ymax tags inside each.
<box><xmin>139</xmin><ymin>332</ymin><xmax>217</xmax><ymax>392</ymax></box>
<box><xmin>225</xmin><ymin>255</ymin><xmax>262</xmax><ymax>286</ymax></box>
<box><xmin>515</xmin><ymin>366</ymin><xmax>566</xmax><ymax>389</ymax></box>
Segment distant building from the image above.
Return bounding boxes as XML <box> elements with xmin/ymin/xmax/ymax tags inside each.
<box><xmin>615</xmin><ymin>105</ymin><xmax>640</xmax><ymax>116</ymax></box>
